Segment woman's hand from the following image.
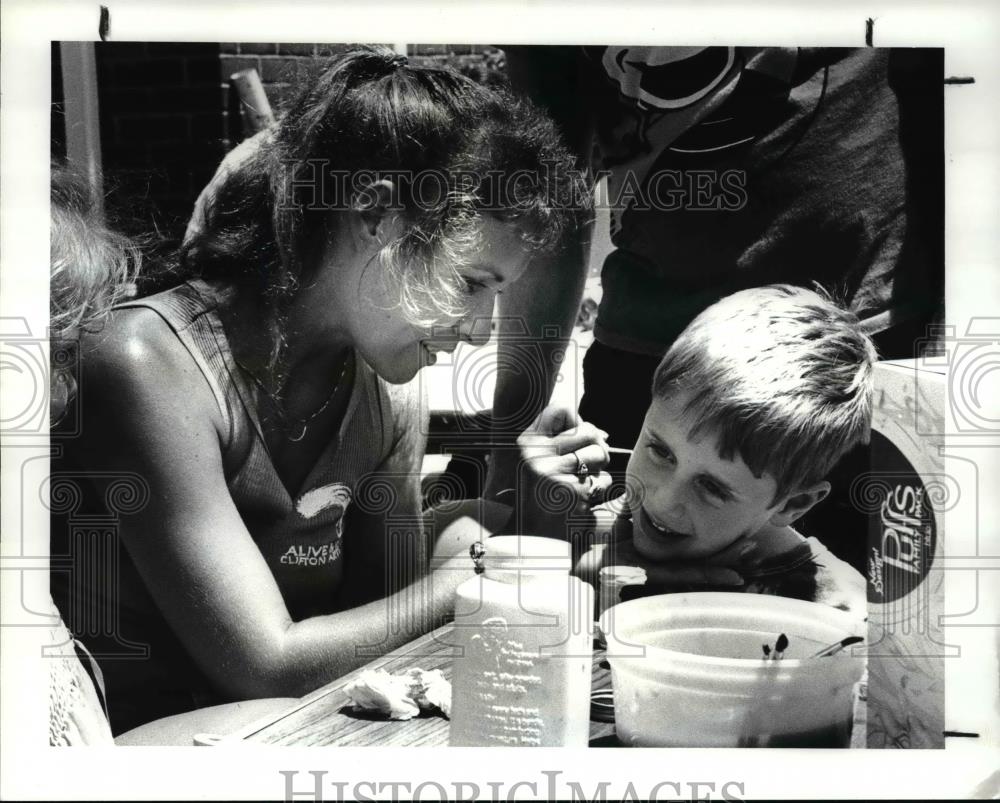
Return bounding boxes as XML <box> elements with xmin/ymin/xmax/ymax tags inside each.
<box><xmin>507</xmin><ymin>405</ymin><xmax>613</xmax><ymax>539</ymax></box>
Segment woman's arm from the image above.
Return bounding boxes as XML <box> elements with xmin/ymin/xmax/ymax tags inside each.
<box><xmin>76</xmin><ymin>311</ymin><xmax>477</xmax><ymax>701</ymax></box>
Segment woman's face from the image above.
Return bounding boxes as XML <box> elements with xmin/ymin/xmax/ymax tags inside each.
<box><xmin>342</xmin><ymin>216</ymin><xmax>533</xmax><ymax>384</ymax></box>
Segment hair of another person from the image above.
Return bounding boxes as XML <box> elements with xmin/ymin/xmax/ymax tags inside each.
<box><xmin>651</xmin><ymin>284</ymin><xmax>878</xmax><ymax>502</ymax></box>
<box><xmin>181</xmin><ymin>45</ymin><xmax>591</xmax><ymax>364</ymax></box>
<box><xmin>50</xmin><ymin>164</ymin><xmax>140</xmax><ymax>340</ymax></box>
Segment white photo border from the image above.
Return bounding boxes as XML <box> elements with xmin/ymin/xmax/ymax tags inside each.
<box><xmin>2</xmin><ymin>0</ymin><xmax>998</xmax><ymax>799</ymax></box>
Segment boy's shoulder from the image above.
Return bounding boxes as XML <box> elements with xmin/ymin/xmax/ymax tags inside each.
<box><xmin>802</xmin><ymin>536</ymin><xmax>867</xmax><ymax>619</ymax></box>
<box><xmin>745</xmin><ymin>532</ymin><xmax>867</xmax><ymax>620</ymax></box>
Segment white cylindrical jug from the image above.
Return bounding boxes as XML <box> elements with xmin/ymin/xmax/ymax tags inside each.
<box><xmin>449</xmin><ymin>535</ymin><xmax>594</xmax><ymax>746</ymax></box>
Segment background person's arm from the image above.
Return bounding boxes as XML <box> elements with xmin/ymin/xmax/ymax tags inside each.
<box><xmin>76</xmin><ymin>312</ymin><xmax>481</xmax><ymax>700</ymax></box>
<box><xmin>484</xmin><ymin>46</ymin><xmax>596</xmax><ymax>499</ymax></box>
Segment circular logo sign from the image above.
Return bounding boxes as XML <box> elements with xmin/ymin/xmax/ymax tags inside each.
<box><xmin>861</xmin><ymin>431</ymin><xmax>937</xmax><ymax>604</ymax></box>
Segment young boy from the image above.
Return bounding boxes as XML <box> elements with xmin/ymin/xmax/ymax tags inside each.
<box><xmin>573</xmin><ymin>284</ymin><xmax>874</xmax><ymax>618</ymax></box>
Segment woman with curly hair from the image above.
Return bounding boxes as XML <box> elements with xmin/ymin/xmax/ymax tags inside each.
<box><xmin>64</xmin><ymin>46</ymin><xmax>597</xmax><ymax>733</ymax></box>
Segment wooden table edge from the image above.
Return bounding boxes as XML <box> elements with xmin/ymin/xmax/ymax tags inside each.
<box><xmin>217</xmin><ymin>624</ymin><xmax>869</xmax><ymax>748</ymax></box>
<box><xmin>218</xmin><ymin>623</ymin><xmax>457</xmax><ymax>744</ymax></box>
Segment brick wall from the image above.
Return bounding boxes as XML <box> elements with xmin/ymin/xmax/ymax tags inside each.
<box><xmin>95</xmin><ymin>42</ymin><xmax>227</xmax><ymax>247</ymax></box>
<box><xmin>409</xmin><ymin>44</ymin><xmax>507</xmax><ymax>85</ymax></box>
<box><xmin>90</xmin><ymin>43</ymin><xmax>505</xmax><ymax>252</ymax></box>
<box><xmin>220</xmin><ymin>44</ymin><xmax>506</xmax><ymax>137</ymax></box>
<box><xmin>218</xmin><ymin>43</ymin><xmax>354</xmax><ymax>138</ymax></box>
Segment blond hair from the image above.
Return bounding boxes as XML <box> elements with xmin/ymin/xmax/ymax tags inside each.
<box><xmin>50</xmin><ymin>165</ymin><xmax>139</xmax><ymax>339</ymax></box>
<box><xmin>651</xmin><ymin>284</ymin><xmax>878</xmax><ymax>500</ymax></box>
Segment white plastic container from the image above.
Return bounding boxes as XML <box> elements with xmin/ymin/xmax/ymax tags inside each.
<box><xmin>449</xmin><ymin>536</ymin><xmax>594</xmax><ymax>746</ymax></box>
<box><xmin>602</xmin><ymin>593</ymin><xmax>865</xmax><ymax>747</ymax></box>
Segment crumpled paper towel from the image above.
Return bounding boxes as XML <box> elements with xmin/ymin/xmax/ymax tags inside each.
<box><xmin>344</xmin><ymin>668</ymin><xmax>451</xmax><ymax>720</ymax></box>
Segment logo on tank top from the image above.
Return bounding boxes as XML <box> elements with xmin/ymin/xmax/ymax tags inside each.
<box><xmin>280</xmin><ymin>540</ymin><xmax>342</xmax><ymax>567</ymax></box>
<box><xmin>281</xmin><ymin>483</ymin><xmax>353</xmax><ymax>567</ymax></box>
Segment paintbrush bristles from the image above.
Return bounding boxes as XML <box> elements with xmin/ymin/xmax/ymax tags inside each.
<box><xmin>761</xmin><ymin>633</ymin><xmax>790</xmax><ymax>661</ymax></box>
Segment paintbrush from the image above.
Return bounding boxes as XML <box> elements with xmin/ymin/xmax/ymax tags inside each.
<box><xmin>809</xmin><ymin>635</ymin><xmax>863</xmax><ymax>658</ymax></box>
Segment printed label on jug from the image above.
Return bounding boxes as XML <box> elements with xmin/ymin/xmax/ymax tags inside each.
<box><xmin>863</xmin><ymin>432</ymin><xmax>937</xmax><ymax>604</ymax></box>
<box><xmin>469</xmin><ymin>617</ymin><xmax>547</xmax><ymax>746</ymax></box>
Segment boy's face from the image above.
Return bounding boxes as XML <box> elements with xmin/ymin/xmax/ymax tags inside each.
<box><xmin>625</xmin><ymin>393</ymin><xmax>786</xmax><ymax>563</ymax></box>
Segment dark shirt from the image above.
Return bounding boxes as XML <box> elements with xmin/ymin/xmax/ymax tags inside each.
<box><xmin>580</xmin><ymin>47</ymin><xmax>940</xmax><ymax>355</ymax></box>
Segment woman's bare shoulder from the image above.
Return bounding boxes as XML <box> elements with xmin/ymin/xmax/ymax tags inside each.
<box><xmin>78</xmin><ymin>306</ymin><xmax>222</xmax><ymax>428</ymax></box>
<box><xmin>83</xmin><ymin>306</ymin><xmax>178</xmax><ymax>364</ymax></box>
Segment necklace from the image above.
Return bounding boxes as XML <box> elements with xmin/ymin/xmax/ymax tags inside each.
<box><xmin>235</xmin><ymin>354</ymin><xmax>351</xmax><ymax>443</ymax></box>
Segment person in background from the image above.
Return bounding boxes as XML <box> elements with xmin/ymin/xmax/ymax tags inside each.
<box><xmin>48</xmin><ymin>164</ymin><xmax>139</xmax><ymax>745</ymax></box>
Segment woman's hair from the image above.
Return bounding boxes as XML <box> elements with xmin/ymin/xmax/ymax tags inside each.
<box><xmin>651</xmin><ymin>284</ymin><xmax>879</xmax><ymax>501</ymax></box>
<box><xmin>181</xmin><ymin>45</ymin><xmax>590</xmax><ymax>358</ymax></box>
<box><xmin>50</xmin><ymin>164</ymin><xmax>140</xmax><ymax>340</ymax></box>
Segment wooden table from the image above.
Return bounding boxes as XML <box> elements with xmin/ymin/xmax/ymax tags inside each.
<box><xmin>224</xmin><ymin>623</ymin><xmax>616</xmax><ymax>747</ymax></box>
<box><xmin>220</xmin><ymin>624</ymin><xmax>867</xmax><ymax>748</ymax></box>
<box><xmin>224</xmin><ymin>623</ymin><xmax>866</xmax><ymax>747</ymax></box>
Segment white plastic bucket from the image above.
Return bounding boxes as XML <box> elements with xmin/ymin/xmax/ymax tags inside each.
<box><xmin>600</xmin><ymin>593</ymin><xmax>865</xmax><ymax>747</ymax></box>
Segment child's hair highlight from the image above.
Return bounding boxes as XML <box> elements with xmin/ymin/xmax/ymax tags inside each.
<box><xmin>651</xmin><ymin>284</ymin><xmax>878</xmax><ymax>501</ymax></box>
